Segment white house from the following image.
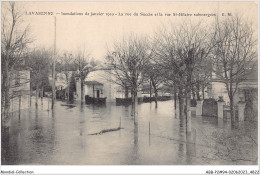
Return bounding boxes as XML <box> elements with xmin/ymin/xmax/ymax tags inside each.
<box><xmin>209</xmin><ymin>61</ymin><xmax>258</xmax><ymax>107</ymax></box>
<box><xmin>75</xmin><ymin>70</ymin><xmax>142</xmax><ymax>102</ymax></box>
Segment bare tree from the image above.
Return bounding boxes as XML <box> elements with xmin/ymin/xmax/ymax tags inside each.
<box><xmin>211</xmin><ymin>15</ymin><xmax>257</xmax><ymax>124</ymax></box>
<box><xmin>58</xmin><ymin>52</ymin><xmax>75</xmax><ymax>102</ymax></box>
<box><xmin>193</xmin><ymin>60</ymin><xmax>212</xmax><ymax>100</ymax></box>
<box><xmin>152</xmin><ymin>21</ymin><xmax>213</xmax><ymax>133</ymax></box>
<box><xmin>26</xmin><ymin>49</ymin><xmax>51</xmax><ymax>107</ymax></box>
<box><xmin>1</xmin><ymin>2</ymin><xmax>31</xmax><ymax>126</ymax></box>
<box><xmin>143</xmin><ymin>60</ymin><xmax>165</xmax><ymax>107</ymax></box>
<box><xmin>106</xmin><ymin>35</ymin><xmax>150</xmax><ymax>122</ymax></box>
<box><xmin>103</xmin><ymin>66</ymin><xmax>131</xmax><ymax>98</ymax></box>
<box><xmin>74</xmin><ymin>48</ymin><xmax>97</xmax><ymax>103</ymax></box>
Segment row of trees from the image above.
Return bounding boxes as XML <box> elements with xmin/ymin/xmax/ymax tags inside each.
<box><xmin>1</xmin><ymin>2</ymin><xmax>256</xmax><ymax>130</ymax></box>
<box><xmin>106</xmin><ymin>16</ymin><xmax>256</xmax><ymax>129</ymax></box>
<box><xmin>1</xmin><ymin>2</ymin><xmax>31</xmax><ymax>126</ymax></box>
<box><xmin>1</xmin><ymin>2</ymin><xmax>99</xmax><ymax>128</ymax></box>
<box><xmin>27</xmin><ymin>48</ymin><xmax>98</xmax><ymax>105</ymax></box>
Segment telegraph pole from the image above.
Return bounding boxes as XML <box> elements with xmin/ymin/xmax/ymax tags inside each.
<box><xmin>52</xmin><ymin>16</ymin><xmax>56</xmax><ymax>109</ymax></box>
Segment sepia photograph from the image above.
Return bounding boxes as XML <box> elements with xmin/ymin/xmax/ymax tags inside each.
<box><xmin>1</xmin><ymin>0</ymin><xmax>259</xmax><ymax>174</ymax></box>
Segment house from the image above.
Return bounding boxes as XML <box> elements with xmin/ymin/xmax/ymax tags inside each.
<box><xmin>209</xmin><ymin>61</ymin><xmax>257</xmax><ymax>105</ymax></box>
<box><xmin>49</xmin><ymin>72</ymin><xmax>73</xmax><ymax>91</ymax></box>
<box><xmin>75</xmin><ymin>70</ymin><xmax>142</xmax><ymax>102</ymax></box>
<box><xmin>47</xmin><ymin>71</ymin><xmax>75</xmax><ymax>99</ymax></box>
<box><xmin>84</xmin><ymin>80</ymin><xmax>104</xmax><ymax>98</ymax></box>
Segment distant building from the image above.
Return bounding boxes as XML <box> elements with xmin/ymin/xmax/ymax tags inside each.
<box><xmin>84</xmin><ymin>80</ymin><xmax>104</xmax><ymax>98</ymax></box>
<box><xmin>75</xmin><ymin>70</ymin><xmax>142</xmax><ymax>102</ymax></box>
<box><xmin>49</xmin><ymin>72</ymin><xmax>73</xmax><ymax>91</ymax></box>
<box><xmin>56</xmin><ymin>72</ymin><xmax>72</xmax><ymax>90</ymax></box>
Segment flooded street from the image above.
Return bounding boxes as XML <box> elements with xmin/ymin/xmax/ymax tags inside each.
<box><xmin>2</xmin><ymin>98</ymin><xmax>258</xmax><ymax>165</ymax></box>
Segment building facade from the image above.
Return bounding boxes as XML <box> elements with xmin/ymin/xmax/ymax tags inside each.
<box><xmin>75</xmin><ymin>70</ymin><xmax>141</xmax><ymax>102</ymax></box>
<box><xmin>209</xmin><ymin>61</ymin><xmax>258</xmax><ymax>107</ymax></box>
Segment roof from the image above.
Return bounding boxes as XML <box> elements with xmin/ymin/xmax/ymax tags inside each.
<box><xmin>84</xmin><ymin>81</ymin><xmax>103</xmax><ymax>86</ymax></box>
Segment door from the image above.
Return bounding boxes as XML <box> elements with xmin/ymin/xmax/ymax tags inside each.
<box><xmin>97</xmin><ymin>90</ymin><xmax>100</xmax><ymax>98</ymax></box>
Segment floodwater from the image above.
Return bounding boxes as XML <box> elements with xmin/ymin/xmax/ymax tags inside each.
<box><xmin>1</xmin><ymin>98</ymin><xmax>258</xmax><ymax>165</ymax></box>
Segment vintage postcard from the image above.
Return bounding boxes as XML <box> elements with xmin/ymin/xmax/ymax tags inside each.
<box><xmin>1</xmin><ymin>1</ymin><xmax>258</xmax><ymax>174</ymax></box>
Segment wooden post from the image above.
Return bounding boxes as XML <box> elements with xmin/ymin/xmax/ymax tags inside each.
<box><xmin>149</xmin><ymin>121</ymin><xmax>151</xmax><ymax>145</ymax></box>
<box><xmin>149</xmin><ymin>121</ymin><xmax>150</xmax><ymax>135</ymax></box>
<box><xmin>119</xmin><ymin>115</ymin><xmax>121</xmax><ymax>128</ymax></box>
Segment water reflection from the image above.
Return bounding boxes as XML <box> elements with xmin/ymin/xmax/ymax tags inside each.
<box><xmin>185</xmin><ymin>130</ymin><xmax>197</xmax><ymax>164</ymax></box>
<box><xmin>133</xmin><ymin>123</ymin><xmax>139</xmax><ymax>161</ymax></box>
<box><xmin>186</xmin><ymin>133</ymin><xmax>192</xmax><ymax>164</ymax></box>
<box><xmin>178</xmin><ymin>117</ymin><xmax>185</xmax><ymax>163</ymax></box>
<box><xmin>1</xmin><ymin>99</ymin><xmax>257</xmax><ymax>165</ymax></box>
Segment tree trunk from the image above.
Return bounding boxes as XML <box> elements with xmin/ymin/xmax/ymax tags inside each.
<box><xmin>131</xmin><ymin>90</ymin><xmax>136</xmax><ymax>123</ymax></box>
<box><xmin>149</xmin><ymin>79</ymin><xmax>152</xmax><ymax>98</ymax></box>
<box><xmin>151</xmin><ymin>77</ymin><xmax>158</xmax><ymax>107</ymax></box>
<box><xmin>4</xmin><ymin>61</ymin><xmax>10</xmax><ymax>125</ymax></box>
<box><xmin>81</xmin><ymin>77</ymin><xmax>84</xmax><ymax>103</ymax></box>
<box><xmin>229</xmin><ymin>76</ymin><xmax>236</xmax><ymax>128</ymax></box>
<box><xmin>230</xmin><ymin>93</ymin><xmax>235</xmax><ymax>128</ymax></box>
<box><xmin>186</xmin><ymin>92</ymin><xmax>192</xmax><ymax>133</ymax></box>
<box><xmin>178</xmin><ymin>88</ymin><xmax>185</xmax><ymax>118</ymax></box>
<box><xmin>29</xmin><ymin>80</ymin><xmax>32</xmax><ymax>106</ymax></box>
<box><xmin>131</xmin><ymin>87</ymin><xmax>138</xmax><ymax>125</ymax></box>
<box><xmin>154</xmin><ymin>88</ymin><xmax>158</xmax><ymax>108</ymax></box>
<box><xmin>19</xmin><ymin>95</ymin><xmax>21</xmax><ymax>118</ymax></box>
<box><xmin>196</xmin><ymin>82</ymin><xmax>200</xmax><ymax>101</ymax></box>
<box><xmin>174</xmin><ymin>91</ymin><xmax>178</xmax><ymax>118</ymax></box>
<box><xmin>52</xmin><ymin>70</ymin><xmax>56</xmax><ymax>109</ymax></box>
<box><xmin>2</xmin><ymin>59</ymin><xmax>11</xmax><ymax>127</ymax></box>
<box><xmin>191</xmin><ymin>85</ymin><xmax>196</xmax><ymax>100</ymax></box>
<box><xmin>174</xmin><ymin>91</ymin><xmax>177</xmax><ymax>110</ymax></box>
<box><xmin>35</xmin><ymin>83</ymin><xmax>39</xmax><ymax>107</ymax></box>
<box><xmin>202</xmin><ymin>84</ymin><xmax>205</xmax><ymax>100</ymax></box>
<box><xmin>1</xmin><ymin>90</ymin><xmax>5</xmax><ymax>128</ymax></box>
<box><xmin>1</xmin><ymin>68</ymin><xmax>7</xmax><ymax>125</ymax></box>
<box><xmin>186</xmin><ymin>50</ymin><xmax>192</xmax><ymax>134</ymax></box>
<box><xmin>41</xmin><ymin>87</ymin><xmax>43</xmax><ymax>101</ymax></box>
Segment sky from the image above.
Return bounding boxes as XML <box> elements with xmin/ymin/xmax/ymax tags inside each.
<box><xmin>1</xmin><ymin>1</ymin><xmax>258</xmax><ymax>61</ymax></box>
